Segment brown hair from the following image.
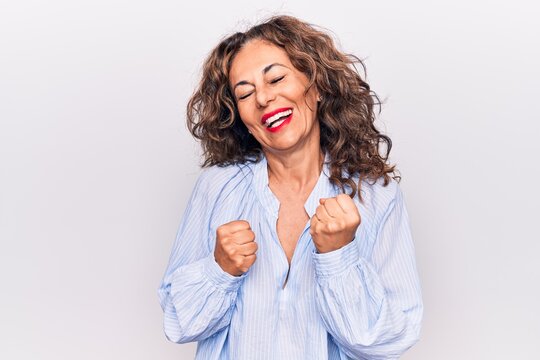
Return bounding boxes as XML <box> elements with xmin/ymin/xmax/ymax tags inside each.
<box><xmin>187</xmin><ymin>15</ymin><xmax>400</xmax><ymax>199</ymax></box>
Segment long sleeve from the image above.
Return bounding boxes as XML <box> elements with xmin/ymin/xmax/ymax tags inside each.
<box><xmin>157</xmin><ymin>169</ymin><xmax>246</xmax><ymax>344</ymax></box>
<box><xmin>312</xmin><ymin>183</ymin><xmax>423</xmax><ymax>359</ymax></box>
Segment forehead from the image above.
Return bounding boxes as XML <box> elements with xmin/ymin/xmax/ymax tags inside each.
<box><xmin>229</xmin><ymin>40</ymin><xmax>292</xmax><ymax>82</ymax></box>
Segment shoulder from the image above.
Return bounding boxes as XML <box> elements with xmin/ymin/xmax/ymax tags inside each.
<box><xmin>358</xmin><ymin>176</ymin><xmax>403</xmax><ymax>223</ymax></box>
<box><xmin>192</xmin><ymin>161</ymin><xmax>257</xmax><ymax>201</ymax></box>
<box><xmin>360</xmin><ymin>176</ymin><xmax>401</xmax><ymax>204</ymax></box>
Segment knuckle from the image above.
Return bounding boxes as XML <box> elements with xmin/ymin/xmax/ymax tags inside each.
<box><xmin>250</xmin><ymin>255</ymin><xmax>257</xmax><ymax>265</ymax></box>
<box><xmin>326</xmin><ymin>222</ymin><xmax>336</xmax><ymax>233</ymax></box>
<box><xmin>233</xmin><ymin>258</ymin><xmax>243</xmax><ymax>268</ymax></box>
<box><xmin>346</xmin><ymin>213</ymin><xmax>360</xmax><ymax>226</ymax></box>
<box><xmin>220</xmin><ymin>235</ymin><xmax>230</xmax><ymax>245</ymax></box>
<box><xmin>227</xmin><ymin>244</ymin><xmax>238</xmax><ymax>254</ymax></box>
<box><xmin>216</xmin><ymin>226</ymin><xmax>226</xmax><ymax>237</ymax></box>
<box><xmin>238</xmin><ymin>220</ymin><xmax>250</xmax><ymax>228</ymax></box>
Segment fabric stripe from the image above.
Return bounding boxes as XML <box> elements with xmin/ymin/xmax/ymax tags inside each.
<box><xmin>157</xmin><ymin>156</ymin><xmax>423</xmax><ymax>359</ymax></box>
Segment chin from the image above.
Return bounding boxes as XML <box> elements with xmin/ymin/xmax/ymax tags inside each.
<box><xmin>263</xmin><ymin>140</ymin><xmax>304</xmax><ymax>154</ymax></box>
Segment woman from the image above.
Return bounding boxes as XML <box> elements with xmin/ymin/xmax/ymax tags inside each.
<box><xmin>158</xmin><ymin>15</ymin><xmax>423</xmax><ymax>359</ymax></box>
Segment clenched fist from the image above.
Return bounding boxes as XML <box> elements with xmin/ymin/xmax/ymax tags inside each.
<box><xmin>310</xmin><ymin>194</ymin><xmax>361</xmax><ymax>253</ymax></box>
<box><xmin>214</xmin><ymin>220</ymin><xmax>258</xmax><ymax>276</ymax></box>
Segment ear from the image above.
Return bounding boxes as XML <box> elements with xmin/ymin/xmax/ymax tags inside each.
<box><xmin>315</xmin><ymin>87</ymin><xmax>322</xmax><ymax>102</ymax></box>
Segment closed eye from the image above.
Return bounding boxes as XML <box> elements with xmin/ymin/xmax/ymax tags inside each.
<box><xmin>238</xmin><ymin>92</ymin><xmax>253</xmax><ymax>100</ymax></box>
<box><xmin>271</xmin><ymin>76</ymin><xmax>285</xmax><ymax>84</ymax></box>
<box><xmin>237</xmin><ymin>76</ymin><xmax>284</xmax><ymax>100</ymax></box>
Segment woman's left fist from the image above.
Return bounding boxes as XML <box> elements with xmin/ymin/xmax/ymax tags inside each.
<box><xmin>310</xmin><ymin>194</ymin><xmax>361</xmax><ymax>253</ymax></box>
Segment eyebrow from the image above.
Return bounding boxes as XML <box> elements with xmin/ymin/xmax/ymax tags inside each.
<box><xmin>232</xmin><ymin>63</ymin><xmax>288</xmax><ymax>91</ymax></box>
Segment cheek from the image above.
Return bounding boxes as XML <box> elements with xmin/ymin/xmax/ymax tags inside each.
<box><xmin>238</xmin><ymin>110</ymin><xmax>258</xmax><ymax>130</ymax></box>
<box><xmin>236</xmin><ymin>106</ymin><xmax>250</xmax><ymax>124</ymax></box>
<box><xmin>305</xmin><ymin>87</ymin><xmax>319</xmax><ymax>104</ymax></box>
<box><xmin>288</xmin><ymin>85</ymin><xmax>316</xmax><ymax>108</ymax></box>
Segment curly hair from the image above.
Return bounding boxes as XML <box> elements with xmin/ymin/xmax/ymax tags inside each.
<box><xmin>187</xmin><ymin>15</ymin><xmax>400</xmax><ymax>200</ymax></box>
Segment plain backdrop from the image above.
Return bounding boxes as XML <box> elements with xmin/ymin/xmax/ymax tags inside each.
<box><xmin>1</xmin><ymin>0</ymin><xmax>539</xmax><ymax>359</ymax></box>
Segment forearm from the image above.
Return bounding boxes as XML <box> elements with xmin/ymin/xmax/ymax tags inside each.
<box><xmin>159</xmin><ymin>253</ymin><xmax>246</xmax><ymax>343</ymax></box>
<box><xmin>313</xmin><ymin>241</ymin><xmax>422</xmax><ymax>359</ymax></box>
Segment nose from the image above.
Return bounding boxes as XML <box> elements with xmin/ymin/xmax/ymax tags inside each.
<box><xmin>255</xmin><ymin>86</ymin><xmax>276</xmax><ymax>108</ymax></box>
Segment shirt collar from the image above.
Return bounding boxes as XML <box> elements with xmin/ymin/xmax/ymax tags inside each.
<box><xmin>253</xmin><ymin>156</ymin><xmax>280</xmax><ymax>218</ymax></box>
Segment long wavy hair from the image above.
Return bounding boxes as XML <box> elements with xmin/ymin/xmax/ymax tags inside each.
<box><xmin>187</xmin><ymin>15</ymin><xmax>400</xmax><ymax>199</ymax></box>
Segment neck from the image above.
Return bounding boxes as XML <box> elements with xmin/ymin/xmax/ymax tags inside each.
<box><xmin>264</xmin><ymin>139</ymin><xmax>324</xmax><ymax>192</ymax></box>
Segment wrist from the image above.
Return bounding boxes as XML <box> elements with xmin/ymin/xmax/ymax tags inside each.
<box><xmin>312</xmin><ymin>238</ymin><xmax>359</xmax><ymax>277</ymax></box>
<box><xmin>314</xmin><ymin>236</ymin><xmax>354</xmax><ymax>254</ymax></box>
<box><xmin>203</xmin><ymin>254</ymin><xmax>246</xmax><ymax>291</ymax></box>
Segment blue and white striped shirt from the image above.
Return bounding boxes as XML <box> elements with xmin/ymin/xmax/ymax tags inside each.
<box><xmin>157</xmin><ymin>156</ymin><xmax>423</xmax><ymax>359</ymax></box>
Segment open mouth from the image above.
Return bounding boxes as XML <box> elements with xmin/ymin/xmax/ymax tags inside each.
<box><xmin>260</xmin><ymin>108</ymin><xmax>294</xmax><ymax>133</ymax></box>
<box><xmin>265</xmin><ymin>109</ymin><xmax>293</xmax><ymax>129</ymax></box>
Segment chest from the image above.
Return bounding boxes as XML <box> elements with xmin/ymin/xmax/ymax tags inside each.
<box><xmin>276</xmin><ymin>199</ymin><xmax>310</xmax><ymax>265</ymax></box>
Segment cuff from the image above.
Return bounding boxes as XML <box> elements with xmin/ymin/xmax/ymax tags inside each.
<box><xmin>312</xmin><ymin>239</ymin><xmax>360</xmax><ymax>277</ymax></box>
<box><xmin>202</xmin><ymin>254</ymin><xmax>247</xmax><ymax>292</ymax></box>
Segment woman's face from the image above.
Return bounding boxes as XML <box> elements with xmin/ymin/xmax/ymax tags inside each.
<box><xmin>229</xmin><ymin>39</ymin><xmax>320</xmax><ymax>155</ymax></box>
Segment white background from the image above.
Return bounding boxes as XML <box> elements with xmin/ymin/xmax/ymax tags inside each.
<box><xmin>1</xmin><ymin>1</ymin><xmax>539</xmax><ymax>359</ymax></box>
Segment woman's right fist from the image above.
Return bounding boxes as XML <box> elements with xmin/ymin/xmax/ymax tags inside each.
<box><xmin>214</xmin><ymin>220</ymin><xmax>258</xmax><ymax>276</ymax></box>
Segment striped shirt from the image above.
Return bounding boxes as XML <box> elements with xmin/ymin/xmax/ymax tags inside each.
<box><xmin>157</xmin><ymin>155</ymin><xmax>423</xmax><ymax>359</ymax></box>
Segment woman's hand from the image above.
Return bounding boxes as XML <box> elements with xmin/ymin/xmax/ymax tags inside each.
<box><xmin>214</xmin><ymin>220</ymin><xmax>258</xmax><ymax>276</ymax></box>
<box><xmin>310</xmin><ymin>194</ymin><xmax>361</xmax><ymax>253</ymax></box>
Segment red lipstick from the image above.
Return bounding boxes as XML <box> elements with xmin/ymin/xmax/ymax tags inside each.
<box><xmin>261</xmin><ymin>107</ymin><xmax>293</xmax><ymax>124</ymax></box>
<box><xmin>266</xmin><ymin>114</ymin><xmax>292</xmax><ymax>132</ymax></box>
<box><xmin>261</xmin><ymin>107</ymin><xmax>293</xmax><ymax>133</ymax></box>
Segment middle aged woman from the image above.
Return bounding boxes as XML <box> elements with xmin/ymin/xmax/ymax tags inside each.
<box><xmin>158</xmin><ymin>15</ymin><xmax>423</xmax><ymax>360</ymax></box>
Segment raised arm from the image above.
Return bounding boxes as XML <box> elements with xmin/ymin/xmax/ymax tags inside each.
<box><xmin>312</xmin><ymin>183</ymin><xmax>423</xmax><ymax>359</ymax></box>
<box><xmin>157</xmin><ymin>170</ymin><xmax>246</xmax><ymax>344</ymax></box>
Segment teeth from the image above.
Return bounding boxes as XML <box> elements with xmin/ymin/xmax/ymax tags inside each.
<box><xmin>268</xmin><ymin>119</ymin><xmax>286</xmax><ymax>129</ymax></box>
<box><xmin>265</xmin><ymin>109</ymin><xmax>292</xmax><ymax>126</ymax></box>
